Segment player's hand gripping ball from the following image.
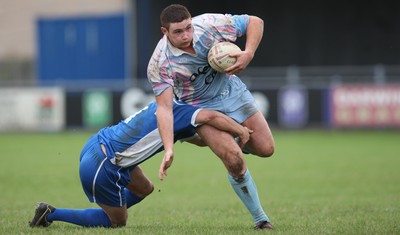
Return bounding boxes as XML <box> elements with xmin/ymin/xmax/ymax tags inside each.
<box><xmin>208</xmin><ymin>41</ymin><xmax>241</xmax><ymax>73</ymax></box>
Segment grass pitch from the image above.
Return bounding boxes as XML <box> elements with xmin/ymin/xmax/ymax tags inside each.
<box><xmin>0</xmin><ymin>130</ymin><xmax>399</xmax><ymax>234</ymax></box>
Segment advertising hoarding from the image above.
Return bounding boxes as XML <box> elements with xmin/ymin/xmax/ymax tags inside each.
<box><xmin>330</xmin><ymin>85</ymin><xmax>400</xmax><ymax>128</ymax></box>
<box><xmin>0</xmin><ymin>87</ymin><xmax>65</xmax><ymax>131</ymax></box>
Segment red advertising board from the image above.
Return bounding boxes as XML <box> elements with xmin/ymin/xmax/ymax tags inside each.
<box><xmin>330</xmin><ymin>85</ymin><xmax>400</xmax><ymax>127</ymax></box>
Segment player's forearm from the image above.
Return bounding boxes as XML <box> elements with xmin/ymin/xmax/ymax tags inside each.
<box><xmin>206</xmin><ymin>111</ymin><xmax>244</xmax><ymax>137</ymax></box>
<box><xmin>245</xmin><ymin>16</ymin><xmax>264</xmax><ymax>57</ymax></box>
<box><xmin>155</xmin><ymin>88</ymin><xmax>175</xmax><ymax>152</ymax></box>
<box><xmin>157</xmin><ymin>107</ymin><xmax>174</xmax><ymax>152</ymax></box>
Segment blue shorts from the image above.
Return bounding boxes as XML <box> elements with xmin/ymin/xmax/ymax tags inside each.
<box><xmin>79</xmin><ymin>135</ymin><xmax>135</xmax><ymax>207</ymax></box>
<box><xmin>199</xmin><ymin>77</ymin><xmax>258</xmax><ymax>123</ymax></box>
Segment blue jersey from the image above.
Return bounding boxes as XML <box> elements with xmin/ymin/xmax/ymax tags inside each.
<box><xmin>96</xmin><ymin>100</ymin><xmax>201</xmax><ymax>168</ymax></box>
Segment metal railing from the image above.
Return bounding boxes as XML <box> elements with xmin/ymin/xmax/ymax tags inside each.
<box><xmin>1</xmin><ymin>61</ymin><xmax>399</xmax><ymax>91</ymax></box>
<box><xmin>240</xmin><ymin>64</ymin><xmax>400</xmax><ymax>89</ymax></box>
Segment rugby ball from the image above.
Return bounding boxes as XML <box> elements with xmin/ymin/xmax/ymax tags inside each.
<box><xmin>208</xmin><ymin>42</ymin><xmax>241</xmax><ymax>73</ymax></box>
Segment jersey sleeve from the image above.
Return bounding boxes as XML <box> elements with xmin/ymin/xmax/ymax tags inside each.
<box><xmin>232</xmin><ymin>14</ymin><xmax>250</xmax><ymax>37</ymax></box>
<box><xmin>147</xmin><ymin>38</ymin><xmax>174</xmax><ymax>96</ymax></box>
<box><xmin>195</xmin><ymin>13</ymin><xmax>249</xmax><ymax>42</ymax></box>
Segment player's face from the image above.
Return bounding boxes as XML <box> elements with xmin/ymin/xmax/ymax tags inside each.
<box><xmin>162</xmin><ymin>18</ymin><xmax>194</xmax><ymax>50</ymax></box>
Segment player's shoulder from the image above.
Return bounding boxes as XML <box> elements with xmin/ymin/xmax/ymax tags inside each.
<box><xmin>193</xmin><ymin>13</ymin><xmax>231</xmax><ymax>24</ymax></box>
<box><xmin>148</xmin><ymin>36</ymin><xmax>168</xmax><ymax>68</ymax></box>
<box><xmin>122</xmin><ymin>102</ymin><xmax>157</xmax><ymax>124</ymax></box>
<box><xmin>151</xmin><ymin>36</ymin><xmax>168</xmax><ymax>57</ymax></box>
<box><xmin>193</xmin><ymin>13</ymin><xmax>237</xmax><ymax>34</ymax></box>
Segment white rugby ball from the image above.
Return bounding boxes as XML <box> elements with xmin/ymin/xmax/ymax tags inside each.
<box><xmin>208</xmin><ymin>41</ymin><xmax>241</xmax><ymax>73</ymax></box>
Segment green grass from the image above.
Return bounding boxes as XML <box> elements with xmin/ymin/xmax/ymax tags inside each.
<box><xmin>0</xmin><ymin>130</ymin><xmax>399</xmax><ymax>234</ymax></box>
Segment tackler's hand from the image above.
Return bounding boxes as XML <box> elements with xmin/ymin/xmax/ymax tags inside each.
<box><xmin>237</xmin><ymin>126</ymin><xmax>253</xmax><ymax>149</ymax></box>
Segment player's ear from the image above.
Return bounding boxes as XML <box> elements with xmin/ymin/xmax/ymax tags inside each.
<box><xmin>161</xmin><ymin>27</ymin><xmax>168</xmax><ymax>35</ymax></box>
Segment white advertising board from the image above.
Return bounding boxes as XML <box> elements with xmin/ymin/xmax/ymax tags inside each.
<box><xmin>0</xmin><ymin>87</ymin><xmax>65</xmax><ymax>131</ymax></box>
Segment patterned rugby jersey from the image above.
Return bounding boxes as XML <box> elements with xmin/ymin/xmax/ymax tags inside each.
<box><xmin>148</xmin><ymin>13</ymin><xmax>249</xmax><ymax>107</ymax></box>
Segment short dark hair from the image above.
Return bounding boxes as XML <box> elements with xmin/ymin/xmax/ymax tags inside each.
<box><xmin>160</xmin><ymin>4</ymin><xmax>191</xmax><ymax>29</ymax></box>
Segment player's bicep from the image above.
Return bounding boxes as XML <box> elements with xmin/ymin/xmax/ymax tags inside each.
<box><xmin>155</xmin><ymin>87</ymin><xmax>174</xmax><ymax>107</ymax></box>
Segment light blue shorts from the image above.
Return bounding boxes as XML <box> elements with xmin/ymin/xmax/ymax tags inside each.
<box><xmin>198</xmin><ymin>77</ymin><xmax>258</xmax><ymax>123</ymax></box>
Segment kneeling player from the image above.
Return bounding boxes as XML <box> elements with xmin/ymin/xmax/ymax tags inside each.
<box><xmin>29</xmin><ymin>100</ymin><xmax>251</xmax><ymax>228</ymax></box>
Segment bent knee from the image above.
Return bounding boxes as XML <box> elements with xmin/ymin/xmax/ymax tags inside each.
<box><xmin>133</xmin><ymin>180</ymin><xmax>154</xmax><ymax>198</ymax></box>
<box><xmin>145</xmin><ymin>183</ymin><xmax>155</xmax><ymax>196</ymax></box>
<box><xmin>139</xmin><ymin>182</ymin><xmax>154</xmax><ymax>198</ymax></box>
<box><xmin>256</xmin><ymin>144</ymin><xmax>275</xmax><ymax>158</ymax></box>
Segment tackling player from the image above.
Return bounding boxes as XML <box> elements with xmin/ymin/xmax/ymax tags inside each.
<box><xmin>29</xmin><ymin>100</ymin><xmax>251</xmax><ymax>228</ymax></box>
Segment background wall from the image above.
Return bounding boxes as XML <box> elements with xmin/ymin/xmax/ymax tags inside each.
<box><xmin>136</xmin><ymin>0</ymin><xmax>400</xmax><ymax>78</ymax></box>
<box><xmin>0</xmin><ymin>0</ymin><xmax>126</xmax><ymax>60</ymax></box>
<box><xmin>1</xmin><ymin>0</ymin><xmax>399</xmax><ymax>130</ymax></box>
<box><xmin>1</xmin><ymin>0</ymin><xmax>399</xmax><ymax>73</ymax></box>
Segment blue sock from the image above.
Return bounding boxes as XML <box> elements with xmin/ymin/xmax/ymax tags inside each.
<box><xmin>228</xmin><ymin>169</ymin><xmax>270</xmax><ymax>223</ymax></box>
<box><xmin>46</xmin><ymin>208</ymin><xmax>112</xmax><ymax>227</ymax></box>
<box><xmin>45</xmin><ymin>190</ymin><xmax>142</xmax><ymax>227</ymax></box>
<box><xmin>125</xmin><ymin>188</ymin><xmax>143</xmax><ymax>208</ymax></box>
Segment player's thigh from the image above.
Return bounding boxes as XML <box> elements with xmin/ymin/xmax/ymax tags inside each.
<box><xmin>97</xmin><ymin>203</ymin><xmax>128</xmax><ymax>227</ymax></box>
<box><xmin>196</xmin><ymin>124</ymin><xmax>238</xmax><ymax>156</ymax></box>
<box><xmin>196</xmin><ymin>125</ymin><xmax>246</xmax><ymax>174</ymax></box>
<box><xmin>126</xmin><ymin>166</ymin><xmax>154</xmax><ymax>198</ymax></box>
<box><xmin>242</xmin><ymin>111</ymin><xmax>275</xmax><ymax>157</ymax></box>
<box><xmin>80</xmin><ymin>151</ymin><xmax>132</xmax><ymax>207</ymax></box>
